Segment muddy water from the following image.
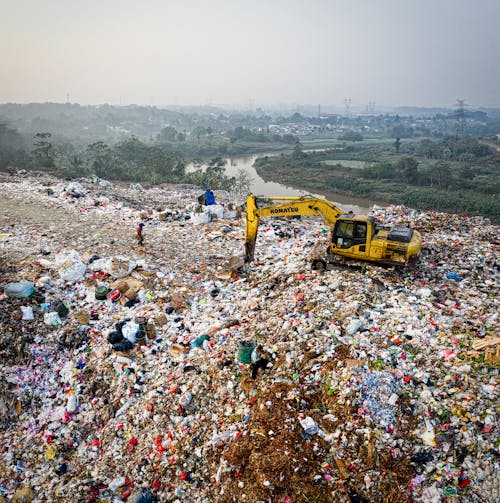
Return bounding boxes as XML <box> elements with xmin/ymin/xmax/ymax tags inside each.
<box><xmin>187</xmin><ymin>154</ymin><xmax>383</xmax><ymax>214</ymax></box>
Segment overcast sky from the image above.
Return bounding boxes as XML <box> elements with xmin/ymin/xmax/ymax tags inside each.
<box><xmin>1</xmin><ymin>0</ymin><xmax>499</xmax><ymax>109</ymax></box>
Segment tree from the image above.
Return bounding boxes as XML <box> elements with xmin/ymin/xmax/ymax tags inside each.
<box><xmin>192</xmin><ymin>126</ymin><xmax>206</xmax><ymax>142</ymax></box>
<box><xmin>397</xmin><ymin>156</ymin><xmax>419</xmax><ymax>183</ymax></box>
<box><xmin>338</xmin><ymin>131</ymin><xmax>363</xmax><ymax>142</ymax></box>
<box><xmin>32</xmin><ymin>132</ymin><xmax>55</xmax><ymax>168</ymax></box>
<box><xmin>234</xmin><ymin>167</ymin><xmax>253</xmax><ymax>194</ymax></box>
<box><xmin>292</xmin><ymin>141</ymin><xmax>305</xmax><ymax>159</ymax></box>
<box><xmin>394</xmin><ymin>137</ymin><xmax>401</xmax><ymax>153</ymax></box>
<box><xmin>418</xmin><ymin>139</ymin><xmax>438</xmax><ymax>159</ymax></box>
<box><xmin>157</xmin><ymin>126</ymin><xmax>178</xmax><ymax>142</ymax></box>
<box><xmin>86</xmin><ymin>141</ymin><xmax>113</xmax><ymax>178</ymax></box>
<box><xmin>433</xmin><ymin>161</ymin><xmax>452</xmax><ymax>189</ymax></box>
<box><xmin>230</xmin><ymin>126</ymin><xmax>244</xmax><ymax>143</ymax></box>
<box><xmin>282</xmin><ymin>134</ymin><xmax>298</xmax><ymax>144</ymax></box>
<box><xmin>206</xmin><ymin>156</ymin><xmax>226</xmax><ymax>177</ymax></box>
<box><xmin>0</xmin><ymin>123</ymin><xmax>25</xmax><ymax>169</ymax></box>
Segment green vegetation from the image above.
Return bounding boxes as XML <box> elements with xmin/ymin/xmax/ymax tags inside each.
<box><xmin>255</xmin><ymin>137</ymin><xmax>500</xmax><ymax>220</ymax></box>
<box><xmin>0</xmin><ymin>110</ymin><xmax>296</xmax><ymax>190</ymax></box>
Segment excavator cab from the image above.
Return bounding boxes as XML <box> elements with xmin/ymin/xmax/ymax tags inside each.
<box><xmin>332</xmin><ymin>217</ymin><xmax>371</xmax><ymax>250</ymax></box>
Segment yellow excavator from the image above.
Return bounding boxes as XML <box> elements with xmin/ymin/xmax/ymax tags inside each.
<box><xmin>245</xmin><ymin>195</ymin><xmax>422</xmax><ymax>268</ymax></box>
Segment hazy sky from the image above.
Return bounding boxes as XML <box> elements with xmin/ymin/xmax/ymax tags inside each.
<box><xmin>1</xmin><ymin>0</ymin><xmax>499</xmax><ymax>108</ymax></box>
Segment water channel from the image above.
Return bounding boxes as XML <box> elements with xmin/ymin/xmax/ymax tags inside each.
<box><xmin>187</xmin><ymin>153</ymin><xmax>381</xmax><ymax>214</ymax></box>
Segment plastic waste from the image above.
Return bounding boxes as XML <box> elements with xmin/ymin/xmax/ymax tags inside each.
<box><xmin>359</xmin><ymin>371</ymin><xmax>400</xmax><ymax>429</ymax></box>
<box><xmin>179</xmin><ymin>391</ymin><xmax>192</xmax><ymax>408</ymax></box>
<box><xmin>112</xmin><ymin>340</ymin><xmax>134</xmax><ymax>352</ymax></box>
<box><xmin>419</xmin><ymin>418</ymin><xmax>436</xmax><ymax>447</ymax></box>
<box><xmin>106</xmin><ymin>256</ymin><xmax>136</xmax><ymax>278</ymax></box>
<box><xmin>66</xmin><ymin>394</ymin><xmax>78</xmax><ymax>413</ymax></box>
<box><xmin>108</xmin><ymin>476</ymin><xmax>126</xmax><ymax>491</ymax></box>
<box><xmin>299</xmin><ymin>416</ymin><xmax>319</xmax><ymax>435</ymax></box>
<box><xmin>128</xmin><ymin>488</ymin><xmax>157</xmax><ymax>503</ymax></box>
<box><xmin>346</xmin><ymin>318</ymin><xmax>364</xmax><ymax>335</ymax></box>
<box><xmin>206</xmin><ymin>204</ymin><xmax>224</xmax><ymax>219</ymax></box>
<box><xmin>122</xmin><ymin>321</ymin><xmax>139</xmax><ymax>343</ymax></box>
<box><xmin>190</xmin><ymin>334</ymin><xmax>210</xmax><ymax>349</ymax></box>
<box><xmin>191</xmin><ymin>212</ymin><xmax>210</xmax><ymax>225</ymax></box>
<box><xmin>95</xmin><ymin>285</ymin><xmax>109</xmax><ymax>300</ymax></box>
<box><xmin>55</xmin><ymin>250</ymin><xmax>87</xmax><ymax>283</ymax></box>
<box><xmin>44</xmin><ymin>312</ymin><xmax>62</xmax><ymax>327</ymax></box>
<box><xmin>21</xmin><ymin>306</ymin><xmax>34</xmax><ymax>320</ymax></box>
<box><xmin>4</xmin><ymin>280</ymin><xmax>35</xmax><ymax>298</ymax></box>
<box><xmin>53</xmin><ymin>300</ymin><xmax>69</xmax><ymax>318</ymax></box>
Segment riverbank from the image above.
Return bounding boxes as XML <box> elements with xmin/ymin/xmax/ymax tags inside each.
<box><xmin>253</xmin><ymin>149</ymin><xmax>500</xmax><ymax>223</ymax></box>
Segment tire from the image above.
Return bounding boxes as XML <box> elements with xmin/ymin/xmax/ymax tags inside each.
<box><xmin>311</xmin><ymin>259</ymin><xmax>326</xmax><ymax>271</ymax></box>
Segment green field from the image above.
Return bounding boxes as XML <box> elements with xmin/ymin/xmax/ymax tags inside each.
<box><xmin>323</xmin><ymin>159</ymin><xmax>370</xmax><ymax>169</ymax></box>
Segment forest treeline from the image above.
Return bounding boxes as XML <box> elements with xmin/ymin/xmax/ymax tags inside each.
<box><xmin>0</xmin><ymin>122</ymin><xmax>297</xmax><ymax>191</ymax></box>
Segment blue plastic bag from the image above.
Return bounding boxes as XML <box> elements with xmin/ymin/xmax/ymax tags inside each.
<box><xmin>4</xmin><ymin>280</ymin><xmax>35</xmax><ymax>298</ymax></box>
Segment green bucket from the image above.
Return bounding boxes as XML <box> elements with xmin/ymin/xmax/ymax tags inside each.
<box><xmin>237</xmin><ymin>340</ymin><xmax>256</xmax><ymax>364</ymax></box>
<box><xmin>95</xmin><ymin>286</ymin><xmax>109</xmax><ymax>300</ymax></box>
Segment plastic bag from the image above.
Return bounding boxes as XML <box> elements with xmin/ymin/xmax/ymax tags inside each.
<box><xmin>191</xmin><ymin>212</ymin><xmax>210</xmax><ymax>225</ymax></box>
<box><xmin>55</xmin><ymin>250</ymin><xmax>87</xmax><ymax>283</ymax></box>
<box><xmin>4</xmin><ymin>280</ymin><xmax>35</xmax><ymax>298</ymax></box>
<box><xmin>21</xmin><ymin>306</ymin><xmax>34</xmax><ymax>320</ymax></box>
<box><xmin>122</xmin><ymin>321</ymin><xmax>139</xmax><ymax>343</ymax></box>
<box><xmin>207</xmin><ymin>204</ymin><xmax>225</xmax><ymax>219</ymax></box>
<box><xmin>44</xmin><ymin>312</ymin><xmax>62</xmax><ymax>327</ymax></box>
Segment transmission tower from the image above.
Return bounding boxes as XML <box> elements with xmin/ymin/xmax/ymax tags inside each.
<box><xmin>344</xmin><ymin>98</ymin><xmax>351</xmax><ymax>118</ymax></box>
<box><xmin>455</xmin><ymin>99</ymin><xmax>468</xmax><ymax>138</ymax></box>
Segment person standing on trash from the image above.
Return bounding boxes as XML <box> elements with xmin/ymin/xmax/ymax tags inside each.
<box><xmin>136</xmin><ymin>222</ymin><xmax>145</xmax><ymax>246</ymax></box>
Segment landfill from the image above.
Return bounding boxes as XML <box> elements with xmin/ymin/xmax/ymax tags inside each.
<box><xmin>0</xmin><ymin>170</ymin><xmax>498</xmax><ymax>503</ymax></box>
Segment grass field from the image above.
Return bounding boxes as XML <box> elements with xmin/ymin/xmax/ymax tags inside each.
<box><xmin>322</xmin><ymin>159</ymin><xmax>370</xmax><ymax>169</ymax></box>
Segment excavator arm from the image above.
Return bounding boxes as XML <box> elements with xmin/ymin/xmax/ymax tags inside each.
<box><xmin>245</xmin><ymin>195</ymin><xmax>344</xmax><ymax>262</ymax></box>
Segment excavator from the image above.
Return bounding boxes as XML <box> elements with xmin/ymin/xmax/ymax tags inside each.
<box><xmin>245</xmin><ymin>194</ymin><xmax>422</xmax><ymax>269</ymax></box>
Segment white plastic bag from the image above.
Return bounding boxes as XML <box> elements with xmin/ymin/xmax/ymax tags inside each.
<box><xmin>191</xmin><ymin>212</ymin><xmax>210</xmax><ymax>225</ymax></box>
<box><xmin>55</xmin><ymin>250</ymin><xmax>87</xmax><ymax>283</ymax></box>
<box><xmin>207</xmin><ymin>204</ymin><xmax>225</xmax><ymax>219</ymax></box>
<box><xmin>21</xmin><ymin>306</ymin><xmax>34</xmax><ymax>320</ymax></box>
<box><xmin>122</xmin><ymin>321</ymin><xmax>139</xmax><ymax>343</ymax></box>
<box><xmin>44</xmin><ymin>312</ymin><xmax>62</xmax><ymax>326</ymax></box>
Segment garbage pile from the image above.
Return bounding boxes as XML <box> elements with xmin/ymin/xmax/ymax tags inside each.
<box><xmin>0</xmin><ymin>171</ymin><xmax>498</xmax><ymax>503</ymax></box>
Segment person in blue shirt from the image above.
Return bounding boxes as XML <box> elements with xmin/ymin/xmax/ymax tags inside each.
<box><xmin>205</xmin><ymin>188</ymin><xmax>216</xmax><ymax>205</ymax></box>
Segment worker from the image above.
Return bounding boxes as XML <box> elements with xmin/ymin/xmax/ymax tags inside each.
<box><xmin>136</xmin><ymin>222</ymin><xmax>145</xmax><ymax>246</ymax></box>
<box><xmin>205</xmin><ymin>188</ymin><xmax>216</xmax><ymax>205</ymax></box>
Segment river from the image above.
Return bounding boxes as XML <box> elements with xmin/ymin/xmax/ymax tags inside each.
<box><xmin>187</xmin><ymin>153</ymin><xmax>381</xmax><ymax>214</ymax></box>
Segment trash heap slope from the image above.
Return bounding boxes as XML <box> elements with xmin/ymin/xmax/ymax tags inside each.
<box><xmin>0</xmin><ymin>171</ymin><xmax>498</xmax><ymax>503</ymax></box>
